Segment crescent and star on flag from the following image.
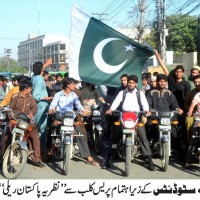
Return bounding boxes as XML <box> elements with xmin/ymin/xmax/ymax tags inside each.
<box><xmin>93</xmin><ymin>38</ymin><xmax>136</xmax><ymax>74</ymax></box>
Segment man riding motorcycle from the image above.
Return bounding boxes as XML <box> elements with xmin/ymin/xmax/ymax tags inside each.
<box><xmin>1</xmin><ymin>80</ymin><xmax>45</xmax><ymax>168</ymax></box>
<box><xmin>48</xmin><ymin>77</ymin><xmax>99</xmax><ymax>167</ymax></box>
<box><xmin>146</xmin><ymin>74</ymin><xmax>184</xmax><ymax>161</ymax></box>
<box><xmin>106</xmin><ymin>75</ymin><xmax>156</xmax><ymax>171</ymax></box>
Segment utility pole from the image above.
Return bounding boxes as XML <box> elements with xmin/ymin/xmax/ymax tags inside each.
<box><xmin>138</xmin><ymin>0</ymin><xmax>146</xmax><ymax>43</ymax></box>
<box><xmin>197</xmin><ymin>15</ymin><xmax>200</xmax><ymax>66</ymax></box>
<box><xmin>156</xmin><ymin>0</ymin><xmax>167</xmax><ymax>62</ymax></box>
<box><xmin>155</xmin><ymin>0</ymin><xmax>161</xmax><ymax>53</ymax></box>
<box><xmin>4</xmin><ymin>48</ymin><xmax>12</xmax><ymax>72</ymax></box>
<box><xmin>161</xmin><ymin>0</ymin><xmax>167</xmax><ymax>63</ymax></box>
<box><xmin>92</xmin><ymin>13</ymin><xmax>108</xmax><ymax>21</ymax></box>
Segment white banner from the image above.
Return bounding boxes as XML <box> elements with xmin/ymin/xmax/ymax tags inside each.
<box><xmin>0</xmin><ymin>179</ymin><xmax>200</xmax><ymax>200</ymax></box>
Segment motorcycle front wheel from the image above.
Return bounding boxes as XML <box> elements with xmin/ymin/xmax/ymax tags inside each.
<box><xmin>2</xmin><ymin>144</ymin><xmax>28</xmax><ymax>179</ymax></box>
<box><xmin>161</xmin><ymin>141</ymin><xmax>169</xmax><ymax>172</ymax></box>
<box><xmin>93</xmin><ymin>129</ymin><xmax>102</xmax><ymax>155</ymax></box>
<box><xmin>125</xmin><ymin>145</ymin><xmax>131</xmax><ymax>177</ymax></box>
<box><xmin>63</xmin><ymin>144</ymin><xmax>71</xmax><ymax>175</ymax></box>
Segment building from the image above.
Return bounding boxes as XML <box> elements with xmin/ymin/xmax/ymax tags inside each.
<box><xmin>18</xmin><ymin>34</ymin><xmax>70</xmax><ymax>75</ymax></box>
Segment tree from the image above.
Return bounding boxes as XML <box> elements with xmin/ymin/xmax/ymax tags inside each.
<box><xmin>0</xmin><ymin>56</ymin><xmax>28</xmax><ymax>73</ymax></box>
<box><xmin>166</xmin><ymin>14</ymin><xmax>198</xmax><ymax>53</ymax></box>
<box><xmin>144</xmin><ymin>14</ymin><xmax>198</xmax><ymax>53</ymax></box>
<box><xmin>143</xmin><ymin>29</ymin><xmax>159</xmax><ymax>49</ymax></box>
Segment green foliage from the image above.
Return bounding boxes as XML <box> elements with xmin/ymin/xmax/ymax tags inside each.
<box><xmin>144</xmin><ymin>14</ymin><xmax>198</xmax><ymax>53</ymax></box>
<box><xmin>166</xmin><ymin>14</ymin><xmax>198</xmax><ymax>53</ymax></box>
<box><xmin>0</xmin><ymin>56</ymin><xmax>28</xmax><ymax>73</ymax></box>
<box><xmin>143</xmin><ymin>30</ymin><xmax>159</xmax><ymax>49</ymax></box>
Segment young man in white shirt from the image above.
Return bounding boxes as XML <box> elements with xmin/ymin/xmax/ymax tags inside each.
<box><xmin>106</xmin><ymin>75</ymin><xmax>155</xmax><ymax>171</ymax></box>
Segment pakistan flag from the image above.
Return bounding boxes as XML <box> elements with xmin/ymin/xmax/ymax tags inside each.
<box><xmin>69</xmin><ymin>5</ymin><xmax>154</xmax><ymax>87</ymax></box>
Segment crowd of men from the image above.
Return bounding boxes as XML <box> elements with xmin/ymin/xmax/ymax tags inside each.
<box><xmin>0</xmin><ymin>49</ymin><xmax>200</xmax><ymax>172</ymax></box>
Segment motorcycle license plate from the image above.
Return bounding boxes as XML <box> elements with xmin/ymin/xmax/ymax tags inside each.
<box><xmin>0</xmin><ymin>122</ymin><xmax>7</xmax><ymax>125</ymax></box>
<box><xmin>159</xmin><ymin>125</ymin><xmax>171</xmax><ymax>130</ymax></box>
<box><xmin>61</xmin><ymin>126</ymin><xmax>74</xmax><ymax>132</ymax></box>
<box><xmin>13</xmin><ymin>128</ymin><xmax>24</xmax><ymax>134</ymax></box>
<box><xmin>123</xmin><ymin>129</ymin><xmax>134</xmax><ymax>134</ymax></box>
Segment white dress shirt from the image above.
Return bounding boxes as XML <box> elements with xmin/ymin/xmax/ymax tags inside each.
<box><xmin>110</xmin><ymin>88</ymin><xmax>149</xmax><ymax>112</ymax></box>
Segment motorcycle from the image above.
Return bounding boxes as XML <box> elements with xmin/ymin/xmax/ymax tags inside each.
<box><xmin>106</xmin><ymin>110</ymin><xmax>145</xmax><ymax>177</ymax></box>
<box><xmin>2</xmin><ymin>108</ymin><xmax>32</xmax><ymax>179</ymax></box>
<box><xmin>50</xmin><ymin>110</ymin><xmax>83</xmax><ymax>175</ymax></box>
<box><xmin>83</xmin><ymin>103</ymin><xmax>108</xmax><ymax>155</ymax></box>
<box><xmin>187</xmin><ymin>113</ymin><xmax>200</xmax><ymax>166</ymax></box>
<box><xmin>0</xmin><ymin>107</ymin><xmax>9</xmax><ymax>156</ymax></box>
<box><xmin>149</xmin><ymin>110</ymin><xmax>178</xmax><ymax>171</ymax></box>
<box><xmin>91</xmin><ymin>103</ymin><xmax>108</xmax><ymax>155</ymax></box>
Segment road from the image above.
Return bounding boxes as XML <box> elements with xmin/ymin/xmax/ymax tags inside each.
<box><xmin>0</xmin><ymin>146</ymin><xmax>199</xmax><ymax>180</ymax></box>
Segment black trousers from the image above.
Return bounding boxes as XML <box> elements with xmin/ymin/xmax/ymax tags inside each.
<box><xmin>146</xmin><ymin>117</ymin><xmax>184</xmax><ymax>157</ymax></box>
<box><xmin>75</xmin><ymin>125</ymin><xmax>91</xmax><ymax>158</ymax></box>
<box><xmin>137</xmin><ymin>126</ymin><xmax>152</xmax><ymax>156</ymax></box>
<box><xmin>111</xmin><ymin>125</ymin><xmax>152</xmax><ymax>156</ymax></box>
<box><xmin>186</xmin><ymin>121</ymin><xmax>200</xmax><ymax>162</ymax></box>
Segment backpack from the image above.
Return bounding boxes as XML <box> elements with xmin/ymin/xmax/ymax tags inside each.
<box><xmin>118</xmin><ymin>88</ymin><xmax>143</xmax><ymax>111</ymax></box>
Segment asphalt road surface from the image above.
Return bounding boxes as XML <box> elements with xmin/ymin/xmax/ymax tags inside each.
<box><xmin>0</xmin><ymin>146</ymin><xmax>199</xmax><ymax>180</ymax></box>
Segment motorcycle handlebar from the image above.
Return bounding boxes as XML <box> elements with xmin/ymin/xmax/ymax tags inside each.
<box><xmin>149</xmin><ymin>109</ymin><xmax>178</xmax><ymax>114</ymax></box>
<box><xmin>193</xmin><ymin>113</ymin><xmax>200</xmax><ymax>118</ymax></box>
<box><xmin>105</xmin><ymin>110</ymin><xmax>147</xmax><ymax>116</ymax></box>
<box><xmin>47</xmin><ymin>110</ymin><xmax>79</xmax><ymax>119</ymax></box>
<box><xmin>0</xmin><ymin>107</ymin><xmax>17</xmax><ymax>120</ymax></box>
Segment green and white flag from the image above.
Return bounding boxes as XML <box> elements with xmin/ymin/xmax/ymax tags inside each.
<box><xmin>69</xmin><ymin>5</ymin><xmax>154</xmax><ymax>87</ymax></box>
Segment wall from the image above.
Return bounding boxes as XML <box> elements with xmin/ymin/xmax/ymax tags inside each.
<box><xmin>174</xmin><ymin>52</ymin><xmax>198</xmax><ymax>74</ymax></box>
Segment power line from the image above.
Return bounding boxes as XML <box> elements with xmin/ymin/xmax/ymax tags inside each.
<box><xmin>92</xmin><ymin>13</ymin><xmax>108</xmax><ymax>21</ymax></box>
<box><xmin>106</xmin><ymin>0</ymin><xmax>132</xmax><ymax>22</ymax></box>
<box><xmin>186</xmin><ymin>3</ymin><xmax>200</xmax><ymax>15</ymax></box>
<box><xmin>100</xmin><ymin>0</ymin><xmax>121</xmax><ymax>14</ymax></box>
<box><xmin>172</xmin><ymin>0</ymin><xmax>198</xmax><ymax>15</ymax></box>
<box><xmin>92</xmin><ymin>0</ymin><xmax>108</xmax><ymax>12</ymax></box>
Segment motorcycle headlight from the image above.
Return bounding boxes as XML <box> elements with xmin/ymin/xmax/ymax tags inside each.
<box><xmin>18</xmin><ymin>120</ymin><xmax>29</xmax><ymax>130</ymax></box>
<box><xmin>93</xmin><ymin>110</ymin><xmax>101</xmax><ymax>116</ymax></box>
<box><xmin>0</xmin><ymin>113</ymin><xmax>6</xmax><ymax>120</ymax></box>
<box><xmin>92</xmin><ymin>105</ymin><xmax>98</xmax><ymax>110</ymax></box>
<box><xmin>160</xmin><ymin>118</ymin><xmax>171</xmax><ymax>126</ymax></box>
<box><xmin>63</xmin><ymin>118</ymin><xmax>74</xmax><ymax>126</ymax></box>
<box><xmin>124</xmin><ymin>120</ymin><xmax>135</xmax><ymax>128</ymax></box>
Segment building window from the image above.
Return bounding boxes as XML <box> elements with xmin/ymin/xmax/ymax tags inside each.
<box><xmin>44</xmin><ymin>47</ymin><xmax>46</xmax><ymax>55</ymax></box>
<box><xmin>47</xmin><ymin>46</ymin><xmax>50</xmax><ymax>54</ymax></box>
<box><xmin>43</xmin><ymin>56</ymin><xmax>46</xmax><ymax>63</ymax></box>
<box><xmin>55</xmin><ymin>54</ymin><xmax>58</xmax><ymax>63</ymax></box>
<box><xmin>60</xmin><ymin>44</ymin><xmax>65</xmax><ymax>50</ymax></box>
<box><xmin>51</xmin><ymin>45</ymin><xmax>55</xmax><ymax>53</ymax></box>
<box><xmin>55</xmin><ymin>45</ymin><xmax>58</xmax><ymax>51</ymax></box>
<box><xmin>59</xmin><ymin>54</ymin><xmax>65</xmax><ymax>62</ymax></box>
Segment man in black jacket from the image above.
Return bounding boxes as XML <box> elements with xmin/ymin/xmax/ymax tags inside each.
<box><xmin>52</xmin><ymin>73</ymin><xmax>63</xmax><ymax>93</ymax></box>
<box><xmin>155</xmin><ymin>50</ymin><xmax>190</xmax><ymax>152</ymax></box>
<box><xmin>146</xmin><ymin>74</ymin><xmax>184</xmax><ymax>161</ymax></box>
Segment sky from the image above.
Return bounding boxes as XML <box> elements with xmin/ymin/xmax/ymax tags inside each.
<box><xmin>0</xmin><ymin>0</ymin><xmax>82</xmax><ymax>59</ymax></box>
<box><xmin>0</xmin><ymin>0</ymin><xmax>200</xmax><ymax>60</ymax></box>
<box><xmin>0</xmin><ymin>0</ymin><xmax>103</xmax><ymax>59</ymax></box>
